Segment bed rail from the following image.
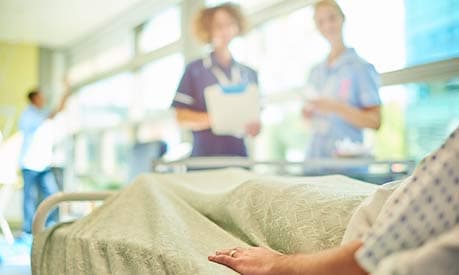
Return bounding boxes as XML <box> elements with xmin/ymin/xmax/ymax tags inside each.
<box><xmin>32</xmin><ymin>191</ymin><xmax>115</xmax><ymax>235</ymax></box>
<box><xmin>153</xmin><ymin>157</ymin><xmax>416</xmax><ymax>174</ymax></box>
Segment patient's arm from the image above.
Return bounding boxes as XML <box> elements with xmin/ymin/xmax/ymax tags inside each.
<box><xmin>208</xmin><ymin>240</ymin><xmax>367</xmax><ymax>275</ymax></box>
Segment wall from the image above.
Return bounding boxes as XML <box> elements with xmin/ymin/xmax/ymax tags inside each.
<box><xmin>0</xmin><ymin>41</ymin><xmax>39</xmax><ymax>138</ymax></box>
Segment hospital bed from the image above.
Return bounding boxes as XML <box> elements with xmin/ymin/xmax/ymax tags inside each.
<box><xmin>31</xmin><ymin>158</ymin><xmax>413</xmax><ymax>274</ymax></box>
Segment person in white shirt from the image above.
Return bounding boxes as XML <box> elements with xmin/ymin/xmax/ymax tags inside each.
<box><xmin>18</xmin><ymin>87</ymin><xmax>69</xmax><ymax>241</ymax></box>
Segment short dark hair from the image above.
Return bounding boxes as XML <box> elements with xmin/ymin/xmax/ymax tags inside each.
<box><xmin>27</xmin><ymin>89</ymin><xmax>40</xmax><ymax>103</ymax></box>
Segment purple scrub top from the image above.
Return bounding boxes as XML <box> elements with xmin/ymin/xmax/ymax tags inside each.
<box><xmin>172</xmin><ymin>52</ymin><xmax>258</xmax><ymax>157</ymax></box>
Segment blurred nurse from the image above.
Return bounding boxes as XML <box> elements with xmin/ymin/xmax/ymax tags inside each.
<box><xmin>303</xmin><ymin>0</ymin><xmax>381</xmax><ymax>159</ymax></box>
<box><xmin>171</xmin><ymin>3</ymin><xmax>260</xmax><ymax>157</ymax></box>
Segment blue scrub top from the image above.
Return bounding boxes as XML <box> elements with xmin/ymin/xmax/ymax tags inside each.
<box><xmin>307</xmin><ymin>48</ymin><xmax>381</xmax><ymax>158</ymax></box>
<box><xmin>171</xmin><ymin>52</ymin><xmax>258</xmax><ymax>157</ymax></box>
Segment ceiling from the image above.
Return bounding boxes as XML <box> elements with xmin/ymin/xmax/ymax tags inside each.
<box><xmin>0</xmin><ymin>0</ymin><xmax>145</xmax><ymax>48</ymax></box>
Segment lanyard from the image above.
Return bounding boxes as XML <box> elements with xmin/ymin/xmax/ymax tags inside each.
<box><xmin>211</xmin><ymin>66</ymin><xmax>242</xmax><ymax>86</ymax></box>
<box><xmin>204</xmin><ymin>55</ymin><xmax>242</xmax><ymax>86</ymax></box>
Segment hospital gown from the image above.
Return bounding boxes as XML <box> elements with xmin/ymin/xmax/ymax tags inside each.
<box><xmin>355</xmin><ymin>127</ymin><xmax>459</xmax><ymax>275</ymax></box>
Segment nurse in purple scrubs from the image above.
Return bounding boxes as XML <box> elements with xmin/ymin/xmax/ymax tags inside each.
<box><xmin>303</xmin><ymin>0</ymin><xmax>382</xmax><ymax>159</ymax></box>
<box><xmin>171</xmin><ymin>3</ymin><xmax>260</xmax><ymax>157</ymax></box>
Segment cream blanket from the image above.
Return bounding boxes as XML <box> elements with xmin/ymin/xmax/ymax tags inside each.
<box><xmin>32</xmin><ymin>169</ymin><xmax>376</xmax><ymax>275</ymax></box>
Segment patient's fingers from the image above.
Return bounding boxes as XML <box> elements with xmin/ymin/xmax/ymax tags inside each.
<box><xmin>215</xmin><ymin>248</ymin><xmax>232</xmax><ymax>256</ymax></box>
<box><xmin>215</xmin><ymin>247</ymin><xmax>244</xmax><ymax>256</ymax></box>
<box><xmin>208</xmin><ymin>254</ymin><xmax>237</xmax><ymax>270</ymax></box>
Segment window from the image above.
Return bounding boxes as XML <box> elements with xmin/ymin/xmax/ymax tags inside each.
<box><xmin>68</xmin><ymin>42</ymin><xmax>133</xmax><ymax>84</ymax></box>
<box><xmin>136</xmin><ymin>53</ymin><xmax>185</xmax><ymax>114</ymax></box>
<box><xmin>92</xmin><ymin>44</ymin><xmax>133</xmax><ymax>74</ymax></box>
<box><xmin>339</xmin><ymin>0</ymin><xmax>406</xmax><ymax>72</ymax></box>
<box><xmin>74</xmin><ymin>128</ymin><xmax>131</xmax><ymax>189</ymax></box>
<box><xmin>232</xmin><ymin>6</ymin><xmax>327</xmax><ymax>95</ymax></box>
<box><xmin>73</xmin><ymin>73</ymin><xmax>134</xmax><ymax>130</ymax></box>
<box><xmin>68</xmin><ymin>61</ymin><xmax>94</xmax><ymax>85</ymax></box>
<box><xmin>138</xmin><ymin>6</ymin><xmax>181</xmax><ymax>53</ymax></box>
<box><xmin>404</xmin><ymin>0</ymin><xmax>459</xmax><ymax>66</ymax></box>
<box><xmin>340</xmin><ymin>0</ymin><xmax>459</xmax><ymax>72</ymax></box>
<box><xmin>254</xmin><ymin>101</ymin><xmax>310</xmax><ymax>161</ymax></box>
<box><xmin>375</xmin><ymin>78</ymin><xmax>459</xmax><ymax>160</ymax></box>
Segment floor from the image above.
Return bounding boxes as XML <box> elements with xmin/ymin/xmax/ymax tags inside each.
<box><xmin>0</xmin><ymin>236</ymin><xmax>31</xmax><ymax>275</ymax></box>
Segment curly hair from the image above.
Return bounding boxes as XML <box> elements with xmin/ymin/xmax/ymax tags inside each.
<box><xmin>193</xmin><ymin>2</ymin><xmax>248</xmax><ymax>44</ymax></box>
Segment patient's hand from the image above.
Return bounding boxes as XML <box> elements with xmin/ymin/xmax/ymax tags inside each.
<box><xmin>208</xmin><ymin>247</ymin><xmax>283</xmax><ymax>275</ymax></box>
<box><xmin>209</xmin><ymin>241</ymin><xmax>368</xmax><ymax>275</ymax></box>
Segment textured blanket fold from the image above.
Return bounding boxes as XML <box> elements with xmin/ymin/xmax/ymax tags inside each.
<box><xmin>32</xmin><ymin>169</ymin><xmax>376</xmax><ymax>275</ymax></box>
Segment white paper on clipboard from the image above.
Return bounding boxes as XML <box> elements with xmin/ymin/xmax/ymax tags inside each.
<box><xmin>204</xmin><ymin>84</ymin><xmax>260</xmax><ymax>137</ymax></box>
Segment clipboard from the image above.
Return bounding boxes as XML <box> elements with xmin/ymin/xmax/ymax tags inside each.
<box><xmin>204</xmin><ymin>83</ymin><xmax>260</xmax><ymax>137</ymax></box>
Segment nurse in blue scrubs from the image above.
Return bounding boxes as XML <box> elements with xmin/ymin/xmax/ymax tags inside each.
<box><xmin>303</xmin><ymin>0</ymin><xmax>382</xmax><ymax>159</ymax></box>
<box><xmin>171</xmin><ymin>3</ymin><xmax>260</xmax><ymax>157</ymax></box>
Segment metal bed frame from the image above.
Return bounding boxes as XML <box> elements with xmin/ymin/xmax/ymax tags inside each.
<box><xmin>32</xmin><ymin>191</ymin><xmax>115</xmax><ymax>235</ymax></box>
<box><xmin>33</xmin><ymin>157</ymin><xmax>415</xmax><ymax>235</ymax></box>
<box><xmin>153</xmin><ymin>156</ymin><xmax>416</xmax><ymax>174</ymax></box>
